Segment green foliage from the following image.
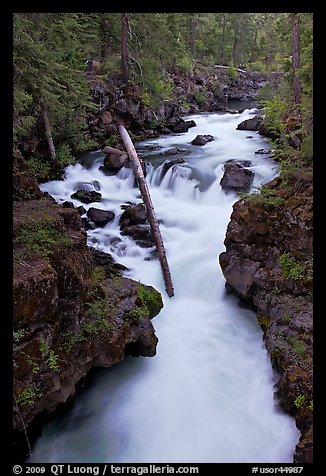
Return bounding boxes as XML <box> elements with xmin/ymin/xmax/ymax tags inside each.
<box><xmin>279</xmin><ymin>253</ymin><xmax>304</xmax><ymax>280</ymax></box>
<box><xmin>13</xmin><ymin>13</ymin><xmax>96</xmax><ymax>150</ymax></box>
<box><xmin>287</xmin><ymin>336</ymin><xmax>305</xmax><ymax>356</ymax></box>
<box><xmin>139</xmin><ymin>59</ymin><xmax>174</xmax><ymax>107</ymax></box>
<box><xmin>282</xmin><ymin>314</ymin><xmax>291</xmax><ymax>324</ymax></box>
<box><xmin>17</xmin><ymin>222</ymin><xmax>73</xmax><ymax>256</ymax></box>
<box><xmin>27</xmin><ymin>155</ymin><xmax>51</xmax><ymax>181</ymax></box>
<box><xmin>56</xmin><ymin>144</ymin><xmax>75</xmax><ymax>167</ymax></box>
<box><xmin>16</xmin><ymin>384</ymin><xmax>36</xmax><ymax>406</ymax></box>
<box><xmin>85</xmin><ymin>298</ymin><xmax>109</xmax><ymax>320</ymax></box>
<box><xmin>39</xmin><ymin>339</ymin><xmax>60</xmax><ymax>371</ymax></box>
<box><xmin>247</xmin><ymin>60</ymin><xmax>267</xmax><ymax>73</ymax></box>
<box><xmin>91</xmin><ymin>267</ymin><xmax>106</xmax><ymax>285</ymax></box>
<box><xmin>261</xmin><ymin>97</ymin><xmax>288</xmax><ymax>136</ymax></box>
<box><xmin>193</xmin><ymin>90</ymin><xmax>207</xmax><ymax>106</ymax></box>
<box><xmin>13</xmin><ymin>329</ymin><xmax>26</xmax><ymax>344</ymax></box>
<box><xmin>97</xmin><ymin>55</ymin><xmax>121</xmax><ymax>75</ymax></box>
<box><xmin>294</xmin><ymin>393</ymin><xmax>306</xmax><ymax>408</ymax></box>
<box><xmin>227</xmin><ymin>63</ymin><xmax>238</xmax><ymax>79</ymax></box>
<box><xmin>308</xmin><ymin>399</ymin><xmax>313</xmax><ymax>412</ymax></box>
<box><xmin>239</xmin><ymin>187</ymin><xmax>285</xmax><ymax>207</ymax></box>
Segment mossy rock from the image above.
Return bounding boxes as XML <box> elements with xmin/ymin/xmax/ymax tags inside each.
<box><xmin>137</xmin><ymin>284</ymin><xmax>163</xmax><ymax>319</ymax></box>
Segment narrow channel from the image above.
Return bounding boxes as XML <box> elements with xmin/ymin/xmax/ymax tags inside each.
<box><xmin>29</xmin><ymin>108</ymin><xmax>300</xmax><ymax>463</ymax></box>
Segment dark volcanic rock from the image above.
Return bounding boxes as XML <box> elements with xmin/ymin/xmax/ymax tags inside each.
<box><xmin>119</xmin><ymin>203</ymin><xmax>147</xmax><ymax>228</ymax></box>
<box><xmin>171</xmin><ymin>119</ymin><xmax>196</xmax><ymax>133</ymax></box>
<box><xmin>119</xmin><ymin>203</ymin><xmax>155</xmax><ymax>248</ymax></box>
<box><xmin>13</xmin><ymin>195</ymin><xmax>163</xmax><ymax>458</ymax></box>
<box><xmin>86</xmin><ymin>208</ymin><xmax>115</xmax><ymax>227</ymax></box>
<box><xmin>220</xmin><ymin>161</ymin><xmax>254</xmax><ymax>192</ymax></box>
<box><xmin>159</xmin><ymin>147</ymin><xmax>186</xmax><ymax>156</ymax></box>
<box><xmin>103</xmin><ymin>153</ymin><xmax>129</xmax><ymax>174</ymax></box>
<box><xmin>62</xmin><ymin>201</ymin><xmax>75</xmax><ymax>209</ymax></box>
<box><xmin>121</xmin><ymin>225</ymin><xmax>154</xmax><ymax>248</ymax></box>
<box><xmin>219</xmin><ymin>173</ymin><xmax>313</xmax><ymax>463</ymax></box>
<box><xmin>236</xmin><ymin>116</ymin><xmax>262</xmax><ymax>131</ymax></box>
<box><xmin>160</xmin><ymin>158</ymin><xmax>185</xmax><ymax>180</ymax></box>
<box><xmin>255</xmin><ymin>149</ymin><xmax>272</xmax><ymax>155</ymax></box>
<box><xmin>71</xmin><ymin>190</ymin><xmax>102</xmax><ymax>203</ymax></box>
<box><xmin>191</xmin><ymin>134</ymin><xmax>215</xmax><ymax>145</ymax></box>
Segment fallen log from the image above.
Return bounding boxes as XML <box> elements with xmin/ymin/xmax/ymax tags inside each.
<box><xmin>102</xmin><ymin>145</ymin><xmax>126</xmax><ymax>156</ymax></box>
<box><xmin>118</xmin><ymin>124</ymin><xmax>174</xmax><ymax>298</ymax></box>
<box><xmin>214</xmin><ymin>64</ymin><xmax>246</xmax><ymax>74</ymax></box>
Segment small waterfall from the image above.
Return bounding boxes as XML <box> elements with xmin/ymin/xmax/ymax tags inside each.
<box><xmin>29</xmin><ymin>109</ymin><xmax>300</xmax><ymax>463</ymax></box>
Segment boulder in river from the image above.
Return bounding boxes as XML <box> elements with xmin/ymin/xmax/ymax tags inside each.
<box><xmin>159</xmin><ymin>147</ymin><xmax>186</xmax><ymax>156</ymax></box>
<box><xmin>160</xmin><ymin>158</ymin><xmax>185</xmax><ymax>180</ymax></box>
<box><xmin>121</xmin><ymin>225</ymin><xmax>155</xmax><ymax>248</ymax></box>
<box><xmin>191</xmin><ymin>134</ymin><xmax>215</xmax><ymax>145</ymax></box>
<box><xmin>236</xmin><ymin>116</ymin><xmax>262</xmax><ymax>131</ymax></box>
<box><xmin>102</xmin><ymin>153</ymin><xmax>129</xmax><ymax>174</ymax></box>
<box><xmin>220</xmin><ymin>160</ymin><xmax>254</xmax><ymax>192</ymax></box>
<box><xmin>62</xmin><ymin>201</ymin><xmax>75</xmax><ymax>209</ymax></box>
<box><xmin>71</xmin><ymin>190</ymin><xmax>102</xmax><ymax>203</ymax></box>
<box><xmin>255</xmin><ymin>149</ymin><xmax>272</xmax><ymax>155</ymax></box>
<box><xmin>171</xmin><ymin>119</ymin><xmax>197</xmax><ymax>133</ymax></box>
<box><xmin>120</xmin><ymin>203</ymin><xmax>147</xmax><ymax>229</ymax></box>
<box><xmin>87</xmin><ymin>208</ymin><xmax>115</xmax><ymax>227</ymax></box>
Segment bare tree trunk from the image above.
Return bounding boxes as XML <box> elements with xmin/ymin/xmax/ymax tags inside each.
<box><xmin>118</xmin><ymin>125</ymin><xmax>174</xmax><ymax>298</ymax></box>
<box><xmin>41</xmin><ymin>102</ymin><xmax>56</xmax><ymax>163</ymax></box>
<box><xmin>121</xmin><ymin>13</ymin><xmax>129</xmax><ymax>83</ymax></box>
<box><xmin>220</xmin><ymin>13</ymin><xmax>226</xmax><ymax>63</ymax></box>
<box><xmin>190</xmin><ymin>13</ymin><xmax>197</xmax><ymax>56</ymax></box>
<box><xmin>291</xmin><ymin>13</ymin><xmax>301</xmax><ymax>107</ymax></box>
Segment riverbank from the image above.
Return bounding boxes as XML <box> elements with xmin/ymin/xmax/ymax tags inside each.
<box><xmin>219</xmin><ymin>155</ymin><xmax>313</xmax><ymax>462</ymax></box>
<box><xmin>25</xmin><ymin>110</ymin><xmax>300</xmax><ymax>463</ymax></box>
<box><xmin>13</xmin><ymin>149</ymin><xmax>163</xmax><ymax>460</ymax></box>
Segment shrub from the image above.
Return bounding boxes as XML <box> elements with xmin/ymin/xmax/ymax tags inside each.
<box><xmin>227</xmin><ymin>63</ymin><xmax>238</xmax><ymax>79</ymax></box>
<box><xmin>279</xmin><ymin>253</ymin><xmax>304</xmax><ymax>280</ymax></box>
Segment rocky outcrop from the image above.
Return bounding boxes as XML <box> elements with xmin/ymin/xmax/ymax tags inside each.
<box><xmin>236</xmin><ymin>116</ymin><xmax>262</xmax><ymax>131</ymax></box>
<box><xmin>219</xmin><ymin>169</ymin><xmax>313</xmax><ymax>462</ymax></box>
<box><xmin>160</xmin><ymin>158</ymin><xmax>185</xmax><ymax>180</ymax></box>
<box><xmin>119</xmin><ymin>203</ymin><xmax>155</xmax><ymax>249</ymax></box>
<box><xmin>191</xmin><ymin>134</ymin><xmax>215</xmax><ymax>146</ymax></box>
<box><xmin>71</xmin><ymin>190</ymin><xmax>102</xmax><ymax>203</ymax></box>
<box><xmin>86</xmin><ymin>207</ymin><xmax>115</xmax><ymax>227</ymax></box>
<box><xmin>13</xmin><ymin>163</ymin><xmax>163</xmax><ymax>459</ymax></box>
<box><xmin>220</xmin><ymin>160</ymin><xmax>254</xmax><ymax>192</ymax></box>
<box><xmin>13</xmin><ymin>150</ymin><xmax>44</xmax><ymax>201</ymax></box>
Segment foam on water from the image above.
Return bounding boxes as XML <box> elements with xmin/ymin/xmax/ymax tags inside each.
<box><xmin>29</xmin><ymin>109</ymin><xmax>300</xmax><ymax>463</ymax></box>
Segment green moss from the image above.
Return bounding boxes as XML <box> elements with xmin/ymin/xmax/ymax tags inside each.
<box><xmin>243</xmin><ymin>191</ymin><xmax>285</xmax><ymax>207</ymax></box>
<box><xmin>91</xmin><ymin>267</ymin><xmax>106</xmax><ymax>285</ymax></box>
<box><xmin>17</xmin><ymin>222</ymin><xmax>73</xmax><ymax>256</ymax></box>
<box><xmin>287</xmin><ymin>336</ymin><xmax>305</xmax><ymax>356</ymax></box>
<box><xmin>137</xmin><ymin>284</ymin><xmax>163</xmax><ymax>318</ymax></box>
<box><xmin>83</xmin><ymin>318</ymin><xmax>114</xmax><ymax>336</ymax></box>
<box><xmin>193</xmin><ymin>89</ymin><xmax>207</xmax><ymax>106</ymax></box>
<box><xmin>282</xmin><ymin>313</ymin><xmax>291</xmax><ymax>324</ymax></box>
<box><xmin>294</xmin><ymin>393</ymin><xmax>306</xmax><ymax>408</ymax></box>
<box><xmin>257</xmin><ymin>315</ymin><xmax>269</xmax><ymax>332</ymax></box>
<box><xmin>279</xmin><ymin>253</ymin><xmax>304</xmax><ymax>280</ymax></box>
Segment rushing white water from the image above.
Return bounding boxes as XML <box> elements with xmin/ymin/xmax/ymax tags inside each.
<box><xmin>29</xmin><ymin>110</ymin><xmax>300</xmax><ymax>463</ymax></box>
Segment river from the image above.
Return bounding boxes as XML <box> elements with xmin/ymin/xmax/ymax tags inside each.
<box><xmin>29</xmin><ymin>109</ymin><xmax>300</xmax><ymax>463</ymax></box>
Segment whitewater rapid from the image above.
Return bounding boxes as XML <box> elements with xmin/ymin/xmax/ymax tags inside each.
<box><xmin>29</xmin><ymin>109</ymin><xmax>300</xmax><ymax>463</ymax></box>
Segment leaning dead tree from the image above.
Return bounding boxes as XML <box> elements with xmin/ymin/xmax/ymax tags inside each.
<box><xmin>118</xmin><ymin>124</ymin><xmax>174</xmax><ymax>298</ymax></box>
